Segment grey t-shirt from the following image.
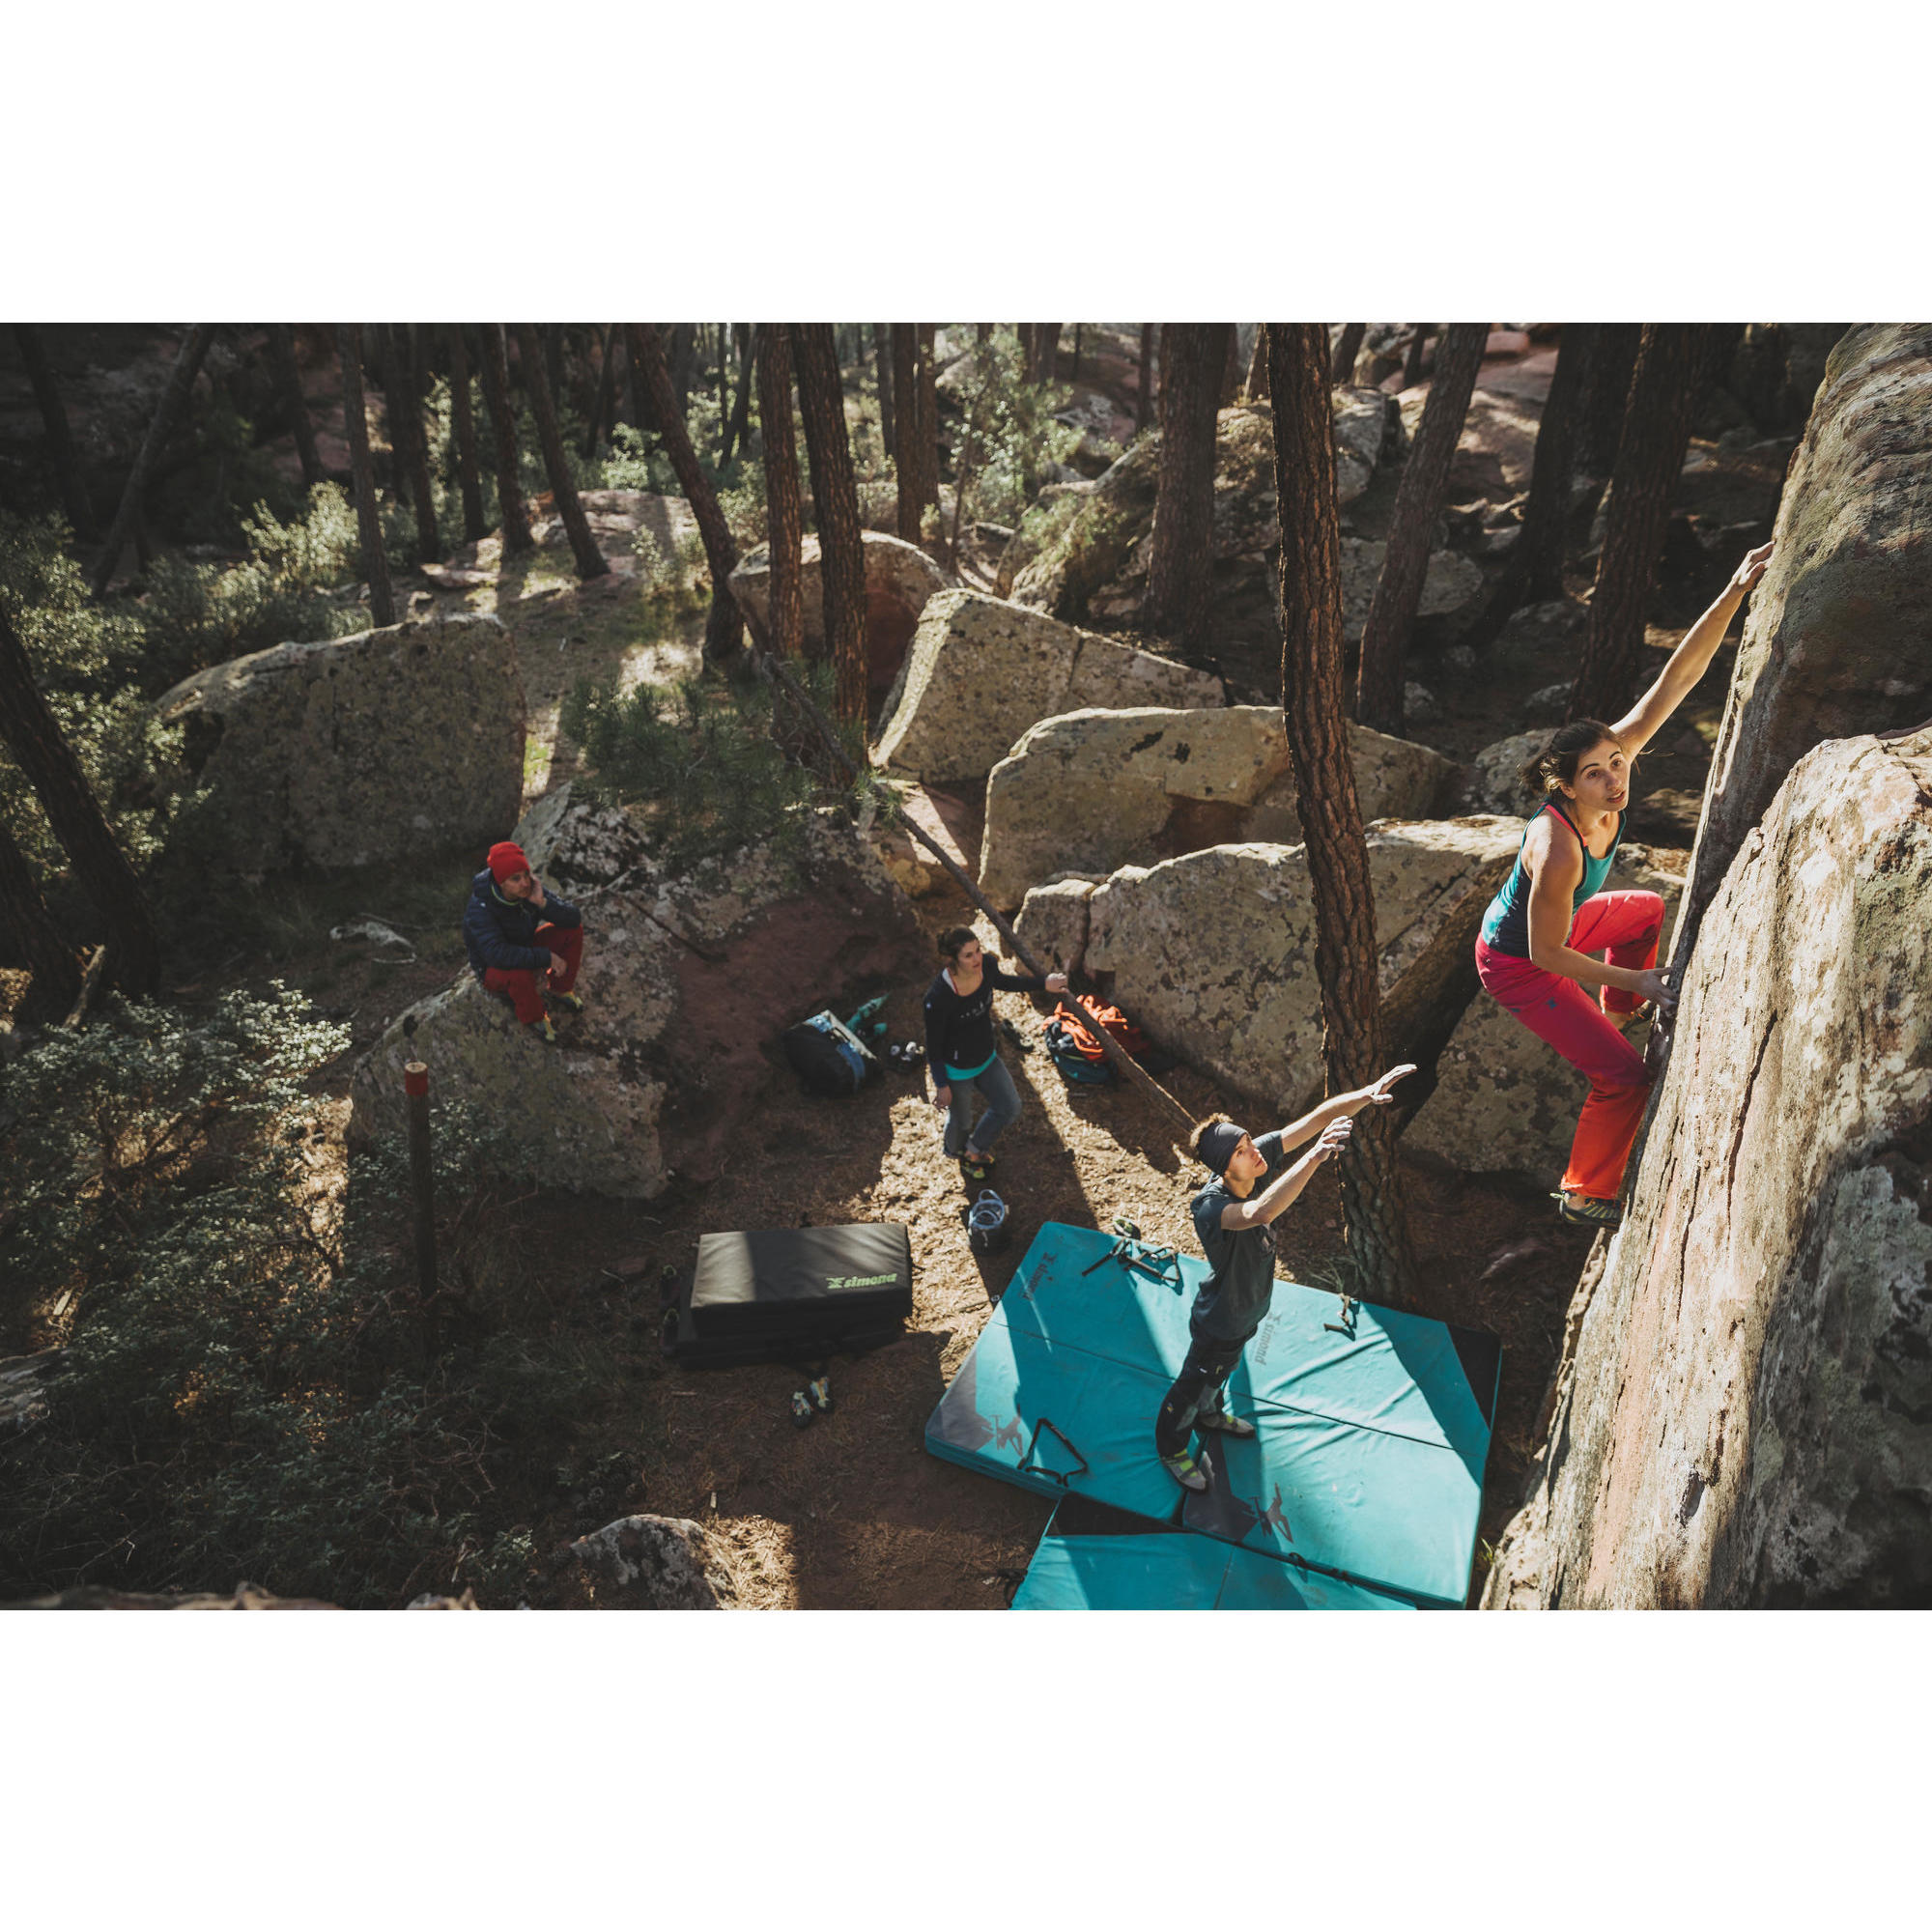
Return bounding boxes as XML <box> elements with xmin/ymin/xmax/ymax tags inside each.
<box><xmin>1188</xmin><ymin>1130</ymin><xmax>1289</xmax><ymax>1343</ymax></box>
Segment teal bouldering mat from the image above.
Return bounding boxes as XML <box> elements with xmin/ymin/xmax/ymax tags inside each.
<box><xmin>925</xmin><ymin>1221</ymin><xmax>1499</xmax><ymax>1606</ymax></box>
<box><xmin>1011</xmin><ymin>1497</ymin><xmax>1416</xmax><ymax>1611</ymax></box>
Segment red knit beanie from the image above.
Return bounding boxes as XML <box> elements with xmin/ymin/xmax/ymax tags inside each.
<box><xmin>487</xmin><ymin>841</ymin><xmax>530</xmax><ymax>883</ymax></box>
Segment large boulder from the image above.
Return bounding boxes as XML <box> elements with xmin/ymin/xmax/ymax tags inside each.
<box><xmin>727</xmin><ymin>529</ymin><xmax>954</xmax><ymax>693</ymax></box>
<box><xmin>1337</xmin><ymin>537</ymin><xmax>1483</xmax><ymax>643</ymax></box>
<box><xmin>156</xmin><ymin>611</ymin><xmax>525</xmax><ymax>872</ymax></box>
<box><xmin>566</xmin><ymin>1515</ymin><xmax>739</xmax><ymax>1609</ymax></box>
<box><xmin>871</xmin><ymin>590</ymin><xmax>1223</xmax><ymax>785</ymax></box>
<box><xmin>1484</xmin><ymin>730</ymin><xmax>1932</xmax><ymax>1607</ymax></box>
<box><xmin>978</xmin><ymin>706</ymin><xmax>1458</xmax><ymax>908</ymax></box>
<box><xmin>1013</xmin><ymin>875</ymin><xmax>1104</xmax><ymax>977</ymax></box>
<box><xmin>1673</xmin><ymin>325</ymin><xmax>1932</xmax><ymax>968</ymax></box>
<box><xmin>350</xmin><ymin>805</ymin><xmax>923</xmax><ymax>1198</ymax></box>
<box><xmin>1083</xmin><ymin>816</ymin><xmax>1522</xmax><ymax>1114</ymax></box>
<box><xmin>1405</xmin><ymin>843</ymin><xmax>1688</xmax><ymax>1179</ymax></box>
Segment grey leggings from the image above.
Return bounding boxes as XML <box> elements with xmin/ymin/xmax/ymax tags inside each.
<box><xmin>941</xmin><ymin>1054</ymin><xmax>1022</xmax><ymax>1158</ymax></box>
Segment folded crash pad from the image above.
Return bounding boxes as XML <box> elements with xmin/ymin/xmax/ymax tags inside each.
<box><xmin>925</xmin><ymin>1222</ymin><xmax>1498</xmax><ymax>1605</ymax></box>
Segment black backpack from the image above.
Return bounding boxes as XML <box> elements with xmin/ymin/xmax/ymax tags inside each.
<box><xmin>781</xmin><ymin>1010</ymin><xmax>879</xmax><ymax>1096</ymax></box>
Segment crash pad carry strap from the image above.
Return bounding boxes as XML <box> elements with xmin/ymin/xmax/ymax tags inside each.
<box><xmin>1018</xmin><ymin>1418</ymin><xmax>1090</xmax><ymax>1488</ymax></box>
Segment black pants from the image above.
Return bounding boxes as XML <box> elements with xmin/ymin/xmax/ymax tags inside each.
<box><xmin>1153</xmin><ymin>1325</ymin><xmax>1249</xmax><ymax>1459</ymax></box>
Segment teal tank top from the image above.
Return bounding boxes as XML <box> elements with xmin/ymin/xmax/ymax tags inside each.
<box><xmin>1478</xmin><ymin>801</ymin><xmax>1623</xmax><ymax>957</ymax></box>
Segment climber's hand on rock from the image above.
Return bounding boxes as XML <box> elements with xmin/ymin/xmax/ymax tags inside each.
<box><xmin>1730</xmin><ymin>542</ymin><xmax>1774</xmax><ymax>599</ymax></box>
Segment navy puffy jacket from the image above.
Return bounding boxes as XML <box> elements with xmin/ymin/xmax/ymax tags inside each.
<box><xmin>462</xmin><ymin>868</ymin><xmax>582</xmax><ymax>980</ymax></box>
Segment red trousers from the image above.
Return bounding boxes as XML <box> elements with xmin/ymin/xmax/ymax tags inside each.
<box><xmin>483</xmin><ymin>922</ymin><xmax>582</xmax><ymax>1024</ymax></box>
<box><xmin>1475</xmin><ymin>890</ymin><xmax>1664</xmax><ymax>1201</ymax></box>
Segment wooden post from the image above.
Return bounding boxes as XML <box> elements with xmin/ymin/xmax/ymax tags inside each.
<box><xmin>404</xmin><ymin>1063</ymin><xmax>438</xmax><ymax>1298</ymax></box>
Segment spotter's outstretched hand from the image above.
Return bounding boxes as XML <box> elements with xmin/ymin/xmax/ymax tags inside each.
<box><xmin>1364</xmin><ymin>1064</ymin><xmax>1418</xmax><ymax>1106</ymax></box>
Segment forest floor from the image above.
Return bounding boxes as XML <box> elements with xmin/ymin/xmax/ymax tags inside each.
<box><xmin>2</xmin><ymin>326</ymin><xmax>1794</xmax><ymax>1607</ymax></box>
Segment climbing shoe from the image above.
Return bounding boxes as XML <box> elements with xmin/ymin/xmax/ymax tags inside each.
<box><xmin>1194</xmin><ymin>1408</ymin><xmax>1256</xmax><ymax>1438</ymax></box>
<box><xmin>960</xmin><ymin>1149</ymin><xmax>996</xmax><ymax>1185</ymax></box>
<box><xmin>547</xmin><ymin>988</ymin><xmax>584</xmax><ymax>1015</ymax></box>
<box><xmin>1554</xmin><ymin>1190</ymin><xmax>1622</xmax><ymax>1231</ymax></box>
<box><xmin>1160</xmin><ymin>1446</ymin><xmax>1209</xmax><ymax>1493</ymax></box>
<box><xmin>526</xmin><ymin>1016</ymin><xmax>560</xmax><ymax>1046</ymax></box>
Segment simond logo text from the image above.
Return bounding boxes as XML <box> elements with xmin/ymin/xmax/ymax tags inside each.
<box><xmin>826</xmin><ymin>1272</ymin><xmax>899</xmax><ymax>1291</ymax></box>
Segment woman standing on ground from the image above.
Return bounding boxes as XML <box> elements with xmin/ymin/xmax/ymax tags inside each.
<box><xmin>1474</xmin><ymin>542</ymin><xmax>1774</xmax><ymax>1231</ymax></box>
<box><xmin>923</xmin><ymin>926</ymin><xmax>1066</xmax><ymax>1186</ymax></box>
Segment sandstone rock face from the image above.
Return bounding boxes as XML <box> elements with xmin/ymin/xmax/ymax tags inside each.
<box><xmin>1406</xmin><ymin>844</ymin><xmax>1688</xmax><ymax>1178</ymax></box>
<box><xmin>728</xmin><ymin>529</ymin><xmax>954</xmax><ymax>691</ymax></box>
<box><xmin>1014</xmin><ymin>875</ymin><xmax>1103</xmax><ymax>976</ymax></box>
<box><xmin>1337</xmin><ymin>537</ymin><xmax>1483</xmax><ymax>643</ymax></box>
<box><xmin>1677</xmin><ymin>325</ymin><xmax>1932</xmax><ymax>962</ymax></box>
<box><xmin>978</xmin><ymin>706</ymin><xmax>1458</xmax><ymax>908</ymax></box>
<box><xmin>1084</xmin><ymin>816</ymin><xmax>1521</xmax><ymax>1113</ymax></box>
<box><xmin>350</xmin><ymin>805</ymin><xmax>923</xmax><ymax>1199</ymax></box>
<box><xmin>568</xmin><ymin>1514</ymin><xmax>739</xmax><ymax>1608</ymax></box>
<box><xmin>1484</xmin><ymin>732</ymin><xmax>1932</xmax><ymax>1607</ymax></box>
<box><xmin>156</xmin><ymin>612</ymin><xmax>525</xmax><ymax>872</ymax></box>
<box><xmin>872</xmin><ymin>590</ymin><xmax>1223</xmax><ymax>785</ymax></box>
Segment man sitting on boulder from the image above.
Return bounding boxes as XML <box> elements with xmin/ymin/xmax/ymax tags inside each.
<box><xmin>463</xmin><ymin>840</ymin><xmax>585</xmax><ymax>1046</ymax></box>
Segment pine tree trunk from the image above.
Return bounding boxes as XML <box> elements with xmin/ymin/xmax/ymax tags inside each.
<box><xmin>1566</xmin><ymin>325</ymin><xmax>1710</xmax><ymax>724</ymax></box>
<box><xmin>756</xmin><ymin>326</ymin><xmax>805</xmax><ymax>660</ymax></box>
<box><xmin>543</xmin><ymin>326</ymin><xmax>565</xmax><ymax>419</ymax></box>
<box><xmin>89</xmin><ymin>325</ymin><xmax>213</xmax><ymax>596</ymax></box>
<box><xmin>336</xmin><ymin>325</ymin><xmax>396</xmax><ymax>626</ymax></box>
<box><xmin>1219</xmin><ymin>326</ymin><xmax>1244</xmax><ymax>406</ymax></box>
<box><xmin>1329</xmin><ymin>323</ymin><xmax>1367</xmax><ymax>385</ymax></box>
<box><xmin>1070</xmin><ymin>325</ymin><xmax>1082</xmax><ymax>382</ymax></box>
<box><xmin>1143</xmin><ymin>323</ymin><xmax>1229</xmax><ymax>655</ymax></box>
<box><xmin>1354</xmin><ymin>322</ymin><xmax>1489</xmax><ymax>734</ymax></box>
<box><xmin>1402</xmin><ymin>325</ymin><xmax>1432</xmax><ymax>390</ymax></box>
<box><xmin>915</xmin><ymin>324</ymin><xmax>940</xmax><ymax>532</ymax></box>
<box><xmin>266</xmin><ymin>324</ymin><xmax>323</xmax><ymax>490</ymax></box>
<box><xmin>720</xmin><ymin>324</ymin><xmax>755</xmax><ymax>469</ymax></box>
<box><xmin>875</xmin><ymin>323</ymin><xmax>895</xmax><ymax>465</ymax></box>
<box><xmin>1138</xmin><ymin>324</ymin><xmax>1156</xmax><ymax>429</ymax></box>
<box><xmin>1027</xmin><ymin>325</ymin><xmax>1062</xmax><ymax>384</ymax></box>
<box><xmin>1577</xmin><ymin>322</ymin><xmax>1641</xmax><ymax>477</ymax></box>
<box><xmin>0</xmin><ymin>603</ymin><xmax>160</xmax><ymax>995</ymax></box>
<box><xmin>789</xmin><ymin>324</ymin><xmax>868</xmax><ymax>724</ymax></box>
<box><xmin>1266</xmin><ymin>323</ymin><xmax>1418</xmax><ymax>1305</ymax></box>
<box><xmin>892</xmin><ymin>325</ymin><xmax>921</xmax><ymax>541</ymax></box>
<box><xmin>582</xmin><ymin>325</ymin><xmax>617</xmax><ymax>461</ymax></box>
<box><xmin>512</xmin><ymin>324</ymin><xmax>606</xmax><ymax>582</ymax></box>
<box><xmin>476</xmin><ymin>325</ymin><xmax>533</xmax><ymax>556</ymax></box>
<box><xmin>13</xmin><ymin>325</ymin><xmax>97</xmax><ymax>536</ymax></box>
<box><xmin>446</xmin><ymin>324</ymin><xmax>488</xmax><ymax>543</ymax></box>
<box><xmin>625</xmin><ymin>325</ymin><xmax>742</xmax><ymax>661</ymax></box>
<box><xmin>1517</xmin><ymin>321</ymin><xmax>1596</xmax><ymax>603</ymax></box>
<box><xmin>1244</xmin><ymin>326</ymin><xmax>1269</xmax><ymax>401</ymax></box>
<box><xmin>668</xmin><ymin>325</ymin><xmax>696</xmax><ymax>419</ymax></box>
<box><xmin>0</xmin><ymin>814</ymin><xmax>82</xmax><ymax>1017</ymax></box>
<box><xmin>389</xmin><ymin>324</ymin><xmax>442</xmax><ymax>562</ymax></box>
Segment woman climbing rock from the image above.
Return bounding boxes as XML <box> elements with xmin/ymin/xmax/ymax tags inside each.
<box><xmin>1474</xmin><ymin>542</ymin><xmax>1774</xmax><ymax>1230</ymax></box>
<box><xmin>923</xmin><ymin>926</ymin><xmax>1066</xmax><ymax>1186</ymax></box>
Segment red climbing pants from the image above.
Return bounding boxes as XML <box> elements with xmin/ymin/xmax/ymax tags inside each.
<box><xmin>483</xmin><ymin>922</ymin><xmax>582</xmax><ymax>1024</ymax></box>
<box><xmin>1474</xmin><ymin>890</ymin><xmax>1665</xmax><ymax>1202</ymax></box>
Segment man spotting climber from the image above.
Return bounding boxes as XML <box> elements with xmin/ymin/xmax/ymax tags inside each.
<box><xmin>1156</xmin><ymin>1063</ymin><xmax>1415</xmax><ymax>1492</ymax></box>
<box><xmin>463</xmin><ymin>840</ymin><xmax>585</xmax><ymax>1045</ymax></box>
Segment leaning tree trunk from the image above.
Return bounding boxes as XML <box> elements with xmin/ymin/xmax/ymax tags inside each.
<box><xmin>1329</xmin><ymin>323</ymin><xmax>1367</xmax><ymax>385</ymax></box>
<box><xmin>892</xmin><ymin>324</ymin><xmax>922</xmax><ymax>541</ymax></box>
<box><xmin>1138</xmin><ymin>324</ymin><xmax>1156</xmax><ymax>429</ymax></box>
<box><xmin>1143</xmin><ymin>322</ymin><xmax>1230</xmax><ymax>655</ymax></box>
<box><xmin>720</xmin><ymin>324</ymin><xmax>755</xmax><ymax>469</ymax></box>
<box><xmin>625</xmin><ymin>325</ymin><xmax>742</xmax><ymax>662</ymax></box>
<box><xmin>789</xmin><ymin>324</ymin><xmax>868</xmax><ymax>724</ymax></box>
<box><xmin>13</xmin><ymin>324</ymin><xmax>97</xmax><ymax>537</ymax></box>
<box><xmin>756</xmin><ymin>326</ymin><xmax>805</xmax><ymax>660</ymax></box>
<box><xmin>266</xmin><ymin>324</ymin><xmax>323</xmax><ymax>490</ymax></box>
<box><xmin>874</xmin><ymin>322</ymin><xmax>895</xmax><ymax>465</ymax></box>
<box><xmin>1577</xmin><ymin>321</ymin><xmax>1642</xmax><ymax>479</ymax></box>
<box><xmin>1244</xmin><ymin>325</ymin><xmax>1269</xmax><ymax>401</ymax></box>
<box><xmin>668</xmin><ymin>325</ymin><xmax>696</xmax><ymax>419</ymax></box>
<box><xmin>476</xmin><ymin>324</ymin><xmax>533</xmax><ymax>556</ymax></box>
<box><xmin>0</xmin><ymin>815</ymin><xmax>82</xmax><ymax>1018</ymax></box>
<box><xmin>1355</xmin><ymin>321</ymin><xmax>1489</xmax><ymax>735</ymax></box>
<box><xmin>446</xmin><ymin>324</ymin><xmax>487</xmax><ymax>543</ymax></box>
<box><xmin>1266</xmin><ymin>322</ymin><xmax>1419</xmax><ymax>1306</ymax></box>
<box><xmin>1567</xmin><ymin>325</ymin><xmax>1710</xmax><ymax>724</ymax></box>
<box><xmin>89</xmin><ymin>324</ymin><xmax>213</xmax><ymax>597</ymax></box>
<box><xmin>388</xmin><ymin>324</ymin><xmax>442</xmax><ymax>562</ymax></box>
<box><xmin>336</xmin><ymin>325</ymin><xmax>395</xmax><ymax>627</ymax></box>
<box><xmin>512</xmin><ymin>324</ymin><xmax>607</xmax><ymax>581</ymax></box>
<box><xmin>0</xmin><ymin>603</ymin><xmax>160</xmax><ymax>996</ymax></box>
<box><xmin>1514</xmin><ymin>320</ymin><xmax>1596</xmax><ymax>605</ymax></box>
